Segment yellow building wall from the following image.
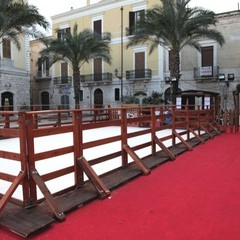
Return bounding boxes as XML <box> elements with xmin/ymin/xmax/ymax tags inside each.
<box><xmin>51</xmin><ymin>0</ymin><xmax>161</xmax><ymax>79</ymax></box>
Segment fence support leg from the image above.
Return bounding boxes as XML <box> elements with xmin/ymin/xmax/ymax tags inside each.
<box><xmin>0</xmin><ymin>171</ymin><xmax>25</xmax><ymax>213</ymax></box>
<box><xmin>123</xmin><ymin>144</ymin><xmax>151</xmax><ymax>175</ymax></box>
<box><xmin>77</xmin><ymin>157</ymin><xmax>110</xmax><ymax>198</ymax></box>
<box><xmin>154</xmin><ymin>136</ymin><xmax>175</xmax><ymax>160</ymax></box>
<box><xmin>31</xmin><ymin>170</ymin><xmax>66</xmax><ymax>221</ymax></box>
<box><xmin>173</xmin><ymin>130</ymin><xmax>192</xmax><ymax>151</ymax></box>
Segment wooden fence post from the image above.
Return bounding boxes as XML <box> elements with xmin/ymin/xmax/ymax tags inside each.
<box><xmin>171</xmin><ymin>106</ymin><xmax>176</xmax><ymax>146</ymax></box>
<box><xmin>19</xmin><ymin>112</ymin><xmax>32</xmax><ymax>206</ymax></box>
<box><xmin>121</xmin><ymin>108</ymin><xmax>128</xmax><ymax>167</ymax></box>
<box><xmin>25</xmin><ymin>112</ymin><xmax>38</xmax><ymax>205</ymax></box>
<box><xmin>72</xmin><ymin>110</ymin><xmax>84</xmax><ymax>185</ymax></box>
<box><xmin>150</xmin><ymin>107</ymin><xmax>156</xmax><ymax>155</ymax></box>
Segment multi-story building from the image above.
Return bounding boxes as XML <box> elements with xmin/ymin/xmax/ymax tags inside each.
<box><xmin>30</xmin><ymin>38</ymin><xmax>53</xmax><ymax>110</ymax></box>
<box><xmin>0</xmin><ymin>26</ymin><xmax>30</xmax><ymax>111</ymax></box>
<box><xmin>179</xmin><ymin>10</ymin><xmax>240</xmax><ymax>110</ymax></box>
<box><xmin>38</xmin><ymin>0</ymin><xmax>162</xmax><ymax>109</ymax></box>
<box><xmin>31</xmin><ymin>0</ymin><xmax>240</xmax><ymax>110</ymax></box>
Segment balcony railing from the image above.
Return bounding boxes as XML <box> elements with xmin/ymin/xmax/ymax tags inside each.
<box><xmin>53</xmin><ymin>76</ymin><xmax>72</xmax><ymax>85</ymax></box>
<box><xmin>80</xmin><ymin>73</ymin><xmax>112</xmax><ymax>84</ymax></box>
<box><xmin>35</xmin><ymin>71</ymin><xmax>52</xmax><ymax>80</ymax></box>
<box><xmin>194</xmin><ymin>66</ymin><xmax>219</xmax><ymax>80</ymax></box>
<box><xmin>126</xmin><ymin>69</ymin><xmax>152</xmax><ymax>81</ymax></box>
<box><xmin>102</xmin><ymin>32</ymin><xmax>111</xmax><ymax>41</ymax></box>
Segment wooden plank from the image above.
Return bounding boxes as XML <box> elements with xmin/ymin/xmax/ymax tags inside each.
<box><xmin>0</xmin><ymin>171</ymin><xmax>25</xmax><ymax>213</ymax></box>
<box><xmin>30</xmin><ymin>170</ymin><xmax>66</xmax><ymax>221</ymax></box>
<box><xmin>173</xmin><ymin>130</ymin><xmax>193</xmax><ymax>151</ymax></box>
<box><xmin>0</xmin><ymin>151</ymin><xmax>21</xmax><ymax>161</ymax></box>
<box><xmin>123</xmin><ymin>144</ymin><xmax>151</xmax><ymax>175</ymax></box>
<box><xmin>34</xmin><ymin>146</ymin><xmax>74</xmax><ymax>161</ymax></box>
<box><xmin>77</xmin><ymin>157</ymin><xmax>110</xmax><ymax>198</ymax></box>
<box><xmin>154</xmin><ymin>136</ymin><xmax>176</xmax><ymax>160</ymax></box>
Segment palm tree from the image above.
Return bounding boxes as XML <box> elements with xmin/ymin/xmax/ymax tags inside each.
<box><xmin>0</xmin><ymin>0</ymin><xmax>49</xmax><ymax>50</ymax></box>
<box><xmin>127</xmin><ymin>0</ymin><xmax>225</xmax><ymax>102</ymax></box>
<box><xmin>40</xmin><ymin>23</ymin><xmax>111</xmax><ymax>108</ymax></box>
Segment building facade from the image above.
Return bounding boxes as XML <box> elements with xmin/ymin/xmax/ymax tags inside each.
<box><xmin>179</xmin><ymin>10</ymin><xmax>240</xmax><ymax>110</ymax></box>
<box><xmin>0</xmin><ymin>0</ymin><xmax>31</xmax><ymax>111</ymax></box>
<box><xmin>0</xmin><ymin>33</ymin><xmax>30</xmax><ymax>111</ymax></box>
<box><xmin>35</xmin><ymin>0</ymin><xmax>163</xmax><ymax>109</ymax></box>
<box><xmin>30</xmin><ymin>0</ymin><xmax>240</xmax><ymax>110</ymax></box>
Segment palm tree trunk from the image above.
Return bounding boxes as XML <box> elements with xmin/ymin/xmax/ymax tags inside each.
<box><xmin>169</xmin><ymin>49</ymin><xmax>181</xmax><ymax>104</ymax></box>
<box><xmin>73</xmin><ymin>68</ymin><xmax>80</xmax><ymax>109</ymax></box>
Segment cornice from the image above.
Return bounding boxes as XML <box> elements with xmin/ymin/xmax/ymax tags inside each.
<box><xmin>52</xmin><ymin>0</ymin><xmax>147</xmax><ymax>24</ymax></box>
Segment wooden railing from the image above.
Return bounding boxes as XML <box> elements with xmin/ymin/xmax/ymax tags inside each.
<box><xmin>0</xmin><ymin>105</ymin><xmax>223</xmax><ymax>219</ymax></box>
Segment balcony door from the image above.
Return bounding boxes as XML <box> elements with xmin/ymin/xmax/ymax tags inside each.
<box><xmin>61</xmin><ymin>62</ymin><xmax>68</xmax><ymax>84</ymax></box>
<box><xmin>135</xmin><ymin>52</ymin><xmax>145</xmax><ymax>79</ymax></box>
<box><xmin>94</xmin><ymin>58</ymin><xmax>102</xmax><ymax>81</ymax></box>
<box><xmin>201</xmin><ymin>46</ymin><xmax>213</xmax><ymax>76</ymax></box>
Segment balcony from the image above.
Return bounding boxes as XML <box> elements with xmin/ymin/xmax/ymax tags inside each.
<box><xmin>35</xmin><ymin>71</ymin><xmax>52</xmax><ymax>81</ymax></box>
<box><xmin>102</xmin><ymin>32</ymin><xmax>111</xmax><ymax>41</ymax></box>
<box><xmin>126</xmin><ymin>69</ymin><xmax>152</xmax><ymax>81</ymax></box>
<box><xmin>194</xmin><ymin>66</ymin><xmax>219</xmax><ymax>80</ymax></box>
<box><xmin>53</xmin><ymin>76</ymin><xmax>72</xmax><ymax>85</ymax></box>
<box><xmin>80</xmin><ymin>73</ymin><xmax>112</xmax><ymax>86</ymax></box>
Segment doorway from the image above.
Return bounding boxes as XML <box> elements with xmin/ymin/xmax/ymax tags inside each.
<box><xmin>94</xmin><ymin>88</ymin><xmax>103</xmax><ymax>108</ymax></box>
<box><xmin>41</xmin><ymin>91</ymin><xmax>49</xmax><ymax>110</ymax></box>
<box><xmin>1</xmin><ymin>91</ymin><xmax>13</xmax><ymax>110</ymax></box>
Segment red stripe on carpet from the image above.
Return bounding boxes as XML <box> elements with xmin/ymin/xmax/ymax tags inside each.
<box><xmin>1</xmin><ymin>132</ymin><xmax>240</xmax><ymax>240</ymax></box>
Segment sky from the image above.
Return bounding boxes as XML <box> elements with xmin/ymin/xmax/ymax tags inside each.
<box><xmin>28</xmin><ymin>0</ymin><xmax>240</xmax><ymax>35</ymax></box>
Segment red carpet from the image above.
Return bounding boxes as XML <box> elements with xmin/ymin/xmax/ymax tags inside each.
<box><xmin>1</xmin><ymin>131</ymin><xmax>240</xmax><ymax>239</ymax></box>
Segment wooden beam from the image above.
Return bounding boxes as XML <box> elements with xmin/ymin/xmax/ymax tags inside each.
<box><xmin>0</xmin><ymin>171</ymin><xmax>25</xmax><ymax>213</ymax></box>
<box><xmin>172</xmin><ymin>130</ymin><xmax>192</xmax><ymax>151</ymax></box>
<box><xmin>154</xmin><ymin>136</ymin><xmax>175</xmax><ymax>160</ymax></box>
<box><xmin>123</xmin><ymin>144</ymin><xmax>151</xmax><ymax>175</ymax></box>
<box><xmin>188</xmin><ymin>128</ymin><xmax>204</xmax><ymax>143</ymax></box>
<box><xmin>209</xmin><ymin>122</ymin><xmax>220</xmax><ymax>134</ymax></box>
<box><xmin>77</xmin><ymin>157</ymin><xmax>110</xmax><ymax>198</ymax></box>
<box><xmin>200</xmin><ymin>125</ymin><xmax>213</xmax><ymax>139</ymax></box>
<box><xmin>30</xmin><ymin>170</ymin><xmax>66</xmax><ymax>221</ymax></box>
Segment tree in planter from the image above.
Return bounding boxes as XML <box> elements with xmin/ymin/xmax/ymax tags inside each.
<box><xmin>40</xmin><ymin>23</ymin><xmax>111</xmax><ymax>108</ymax></box>
<box><xmin>127</xmin><ymin>0</ymin><xmax>225</xmax><ymax>102</ymax></box>
<box><xmin>142</xmin><ymin>91</ymin><xmax>164</xmax><ymax>105</ymax></box>
<box><xmin>0</xmin><ymin>0</ymin><xmax>49</xmax><ymax>49</ymax></box>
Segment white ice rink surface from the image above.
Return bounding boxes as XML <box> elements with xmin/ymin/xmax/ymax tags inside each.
<box><xmin>0</xmin><ymin>127</ymin><xmax>178</xmax><ymax>200</ymax></box>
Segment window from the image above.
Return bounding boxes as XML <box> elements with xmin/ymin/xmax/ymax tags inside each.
<box><xmin>61</xmin><ymin>95</ymin><xmax>70</xmax><ymax>109</ymax></box>
<box><xmin>61</xmin><ymin>62</ymin><xmax>68</xmax><ymax>84</ymax></box>
<box><xmin>57</xmin><ymin>27</ymin><xmax>70</xmax><ymax>41</ymax></box>
<box><xmin>129</xmin><ymin>10</ymin><xmax>145</xmax><ymax>35</ymax></box>
<box><xmin>80</xmin><ymin>90</ymin><xmax>83</xmax><ymax>101</ymax></box>
<box><xmin>2</xmin><ymin>38</ymin><xmax>11</xmax><ymax>59</ymax></box>
<box><xmin>135</xmin><ymin>52</ymin><xmax>145</xmax><ymax>78</ymax></box>
<box><xmin>94</xmin><ymin>20</ymin><xmax>102</xmax><ymax>35</ymax></box>
<box><xmin>115</xmin><ymin>88</ymin><xmax>120</xmax><ymax>101</ymax></box>
<box><xmin>37</xmin><ymin>57</ymin><xmax>50</xmax><ymax>77</ymax></box>
<box><xmin>201</xmin><ymin>46</ymin><xmax>213</xmax><ymax>67</ymax></box>
<box><xmin>94</xmin><ymin>58</ymin><xmax>102</xmax><ymax>81</ymax></box>
<box><xmin>201</xmin><ymin>46</ymin><xmax>213</xmax><ymax>76</ymax></box>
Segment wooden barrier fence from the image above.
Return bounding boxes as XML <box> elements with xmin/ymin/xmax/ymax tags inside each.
<box><xmin>0</xmin><ymin>105</ymin><xmax>223</xmax><ymax>220</ymax></box>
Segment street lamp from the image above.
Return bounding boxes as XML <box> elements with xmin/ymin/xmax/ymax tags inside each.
<box><xmin>115</xmin><ymin>68</ymin><xmax>123</xmax><ymax>103</ymax></box>
<box><xmin>114</xmin><ymin>6</ymin><xmax>124</xmax><ymax>104</ymax></box>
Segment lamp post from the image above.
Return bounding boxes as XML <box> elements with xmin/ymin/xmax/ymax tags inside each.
<box><xmin>115</xmin><ymin>68</ymin><xmax>123</xmax><ymax>103</ymax></box>
<box><xmin>114</xmin><ymin>6</ymin><xmax>124</xmax><ymax>104</ymax></box>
